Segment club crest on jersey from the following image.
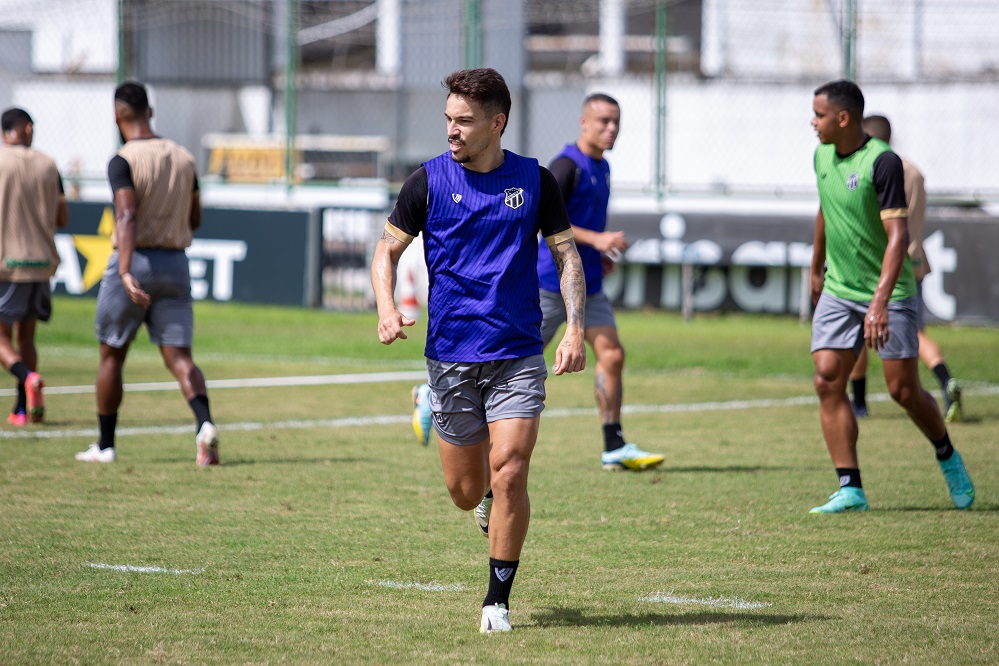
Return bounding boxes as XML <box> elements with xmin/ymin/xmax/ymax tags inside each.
<box><xmin>504</xmin><ymin>187</ymin><xmax>525</xmax><ymax>209</ymax></box>
<box><xmin>452</xmin><ymin>193</ymin><xmax>462</xmax><ymax>203</ymax></box>
<box><xmin>846</xmin><ymin>173</ymin><xmax>859</xmax><ymax>191</ymax></box>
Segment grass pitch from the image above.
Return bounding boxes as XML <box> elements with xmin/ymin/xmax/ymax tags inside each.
<box><xmin>1</xmin><ymin>298</ymin><xmax>997</xmax><ymax>664</ymax></box>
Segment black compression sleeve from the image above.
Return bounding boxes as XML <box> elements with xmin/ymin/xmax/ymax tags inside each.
<box><xmin>107</xmin><ymin>154</ymin><xmax>134</xmax><ymax>193</ymax></box>
<box><xmin>387</xmin><ymin>167</ymin><xmax>429</xmax><ymax>237</ymax></box>
<box><xmin>547</xmin><ymin>156</ymin><xmax>578</xmax><ymax>204</ymax></box>
<box><xmin>872</xmin><ymin>152</ymin><xmax>907</xmax><ymax>212</ymax></box>
<box><xmin>538</xmin><ymin>166</ymin><xmax>571</xmax><ymax>238</ymax></box>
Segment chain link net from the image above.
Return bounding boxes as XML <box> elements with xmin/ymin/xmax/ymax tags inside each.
<box><xmin>1</xmin><ymin>1</ymin><xmax>996</xmax><ymax>198</ymax></box>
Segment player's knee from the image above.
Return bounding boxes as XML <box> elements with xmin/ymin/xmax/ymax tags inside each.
<box><xmin>491</xmin><ymin>455</ymin><xmax>529</xmax><ymax>497</ymax></box>
<box><xmin>444</xmin><ymin>479</ymin><xmax>481</xmax><ymax>511</ymax></box>
<box><xmin>163</xmin><ymin>349</ymin><xmax>194</xmax><ymax>374</ymax></box>
<box><xmin>813</xmin><ymin>367</ymin><xmax>849</xmax><ymax>400</ymax></box>
<box><xmin>887</xmin><ymin>379</ymin><xmax>919</xmax><ymax>408</ymax></box>
<box><xmin>451</xmin><ymin>491</ymin><xmax>481</xmax><ymax>512</ymax></box>
<box><xmin>600</xmin><ymin>344</ymin><xmax>625</xmax><ymax>371</ymax></box>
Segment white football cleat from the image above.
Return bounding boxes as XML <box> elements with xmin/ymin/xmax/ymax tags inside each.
<box><xmin>196</xmin><ymin>422</ymin><xmax>220</xmax><ymax>466</ymax></box>
<box><xmin>480</xmin><ymin>603</ymin><xmax>511</xmax><ymax>633</ymax></box>
<box><xmin>75</xmin><ymin>443</ymin><xmax>116</xmax><ymax>463</ymax></box>
<box><xmin>474</xmin><ymin>493</ymin><xmax>492</xmax><ymax>538</ymax></box>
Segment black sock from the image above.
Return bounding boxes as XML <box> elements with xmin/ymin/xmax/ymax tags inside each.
<box><xmin>603</xmin><ymin>423</ymin><xmax>626</xmax><ymax>452</ymax></box>
<box><xmin>483</xmin><ymin>558</ymin><xmax>519</xmax><ymax>609</ymax></box>
<box><xmin>932</xmin><ymin>432</ymin><xmax>954</xmax><ymax>461</ymax></box>
<box><xmin>98</xmin><ymin>413</ymin><xmax>118</xmax><ymax>450</ymax></box>
<box><xmin>836</xmin><ymin>468</ymin><xmax>862</xmax><ymax>489</ymax></box>
<box><xmin>850</xmin><ymin>377</ymin><xmax>867</xmax><ymax>408</ymax></box>
<box><xmin>13</xmin><ymin>383</ymin><xmax>26</xmax><ymax>414</ymax></box>
<box><xmin>932</xmin><ymin>363</ymin><xmax>952</xmax><ymax>392</ymax></box>
<box><xmin>9</xmin><ymin>361</ymin><xmax>30</xmax><ymax>384</ymax></box>
<box><xmin>188</xmin><ymin>394</ymin><xmax>212</xmax><ymax>430</ymax></box>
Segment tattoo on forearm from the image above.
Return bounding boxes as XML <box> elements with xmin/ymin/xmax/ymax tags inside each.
<box><xmin>554</xmin><ymin>241</ymin><xmax>586</xmax><ymax>326</ymax></box>
<box><xmin>552</xmin><ymin>247</ymin><xmax>565</xmax><ymax>274</ymax></box>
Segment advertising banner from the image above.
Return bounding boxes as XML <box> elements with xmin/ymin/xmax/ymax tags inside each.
<box><xmin>604</xmin><ymin>207</ymin><xmax>999</xmax><ymax>324</ymax></box>
<box><xmin>56</xmin><ymin>202</ymin><xmax>315</xmax><ymax>307</ymax></box>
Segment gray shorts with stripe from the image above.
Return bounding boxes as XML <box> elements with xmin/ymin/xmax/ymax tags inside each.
<box><xmin>426</xmin><ymin>355</ymin><xmax>548</xmax><ymax>446</ymax></box>
<box><xmin>810</xmin><ymin>292</ymin><xmax>919</xmax><ymax>360</ymax></box>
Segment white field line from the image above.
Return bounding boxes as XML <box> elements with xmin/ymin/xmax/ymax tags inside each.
<box><xmin>371</xmin><ymin>580</ymin><xmax>467</xmax><ymax>592</ymax></box>
<box><xmin>84</xmin><ymin>562</ymin><xmax>204</xmax><ymax>575</ymax></box>
<box><xmin>0</xmin><ymin>370</ymin><xmax>429</xmax><ymax>397</ymax></box>
<box><xmin>641</xmin><ymin>592</ymin><xmax>771</xmax><ymax>610</ymax></box>
<box><xmin>3</xmin><ymin>376</ymin><xmax>997</xmax><ymax>441</ymax></box>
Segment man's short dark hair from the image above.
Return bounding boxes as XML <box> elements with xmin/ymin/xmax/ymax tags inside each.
<box><xmin>583</xmin><ymin>93</ymin><xmax>619</xmax><ymax>109</ymax></box>
<box><xmin>1</xmin><ymin>107</ymin><xmax>32</xmax><ymax>133</ymax></box>
<box><xmin>443</xmin><ymin>68</ymin><xmax>512</xmax><ymax>134</ymax></box>
<box><xmin>814</xmin><ymin>80</ymin><xmax>864</xmax><ymax>119</ymax></box>
<box><xmin>115</xmin><ymin>81</ymin><xmax>150</xmax><ymax>113</ymax></box>
<box><xmin>863</xmin><ymin>115</ymin><xmax>892</xmax><ymax>143</ymax></box>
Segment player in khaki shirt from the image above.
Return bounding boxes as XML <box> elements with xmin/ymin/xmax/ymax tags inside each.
<box><xmin>849</xmin><ymin>115</ymin><xmax>963</xmax><ymax>423</ymax></box>
<box><xmin>75</xmin><ymin>82</ymin><xmax>220</xmax><ymax>465</ymax></box>
<box><xmin>0</xmin><ymin>107</ymin><xmax>69</xmax><ymax>425</ymax></box>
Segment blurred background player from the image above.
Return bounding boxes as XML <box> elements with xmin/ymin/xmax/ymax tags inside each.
<box><xmin>374</xmin><ymin>68</ymin><xmax>586</xmax><ymax>633</ymax></box>
<box><xmin>412</xmin><ymin>382</ymin><xmax>432</xmax><ymax>445</ymax></box>
<box><xmin>76</xmin><ymin>81</ymin><xmax>220</xmax><ymax>464</ymax></box>
<box><xmin>0</xmin><ymin>107</ymin><xmax>69</xmax><ymax>425</ymax></box>
<box><xmin>536</xmin><ymin>93</ymin><xmax>664</xmax><ymax>471</ymax></box>
<box><xmin>849</xmin><ymin>114</ymin><xmax>963</xmax><ymax>423</ymax></box>
<box><xmin>808</xmin><ymin>80</ymin><xmax>973</xmax><ymax>513</ymax></box>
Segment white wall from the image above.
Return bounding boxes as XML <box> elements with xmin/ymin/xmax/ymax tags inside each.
<box><xmin>0</xmin><ymin>0</ymin><xmax>116</xmax><ymax>74</ymax></box>
<box><xmin>14</xmin><ymin>81</ymin><xmax>118</xmax><ymax>183</ymax></box>
<box><xmin>701</xmin><ymin>0</ymin><xmax>999</xmax><ymax>81</ymax></box>
<box><xmin>582</xmin><ymin>79</ymin><xmax>999</xmax><ymax>198</ymax></box>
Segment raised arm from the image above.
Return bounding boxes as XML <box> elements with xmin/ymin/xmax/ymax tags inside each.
<box><xmin>55</xmin><ymin>173</ymin><xmax>69</xmax><ymax>228</ymax></box>
<box><xmin>548</xmin><ymin>237</ymin><xmax>586</xmax><ymax>375</ymax></box>
<box><xmin>865</xmin><ymin>151</ymin><xmax>911</xmax><ymax>349</ymax></box>
<box><xmin>189</xmin><ymin>189</ymin><xmax>202</xmax><ymax>232</ymax></box>
<box><xmin>113</xmin><ymin>186</ymin><xmax>150</xmax><ymax>308</ymax></box>
<box><xmin>371</xmin><ymin>227</ymin><xmax>414</xmax><ymax>345</ymax></box>
<box><xmin>866</xmin><ymin>215</ymin><xmax>909</xmax><ymax>349</ymax></box>
<box><xmin>371</xmin><ymin>168</ymin><xmax>428</xmax><ymax>345</ymax></box>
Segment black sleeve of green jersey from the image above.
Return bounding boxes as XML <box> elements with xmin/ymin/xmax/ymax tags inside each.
<box><xmin>547</xmin><ymin>156</ymin><xmax>578</xmax><ymax>204</ymax></box>
<box><xmin>538</xmin><ymin>166</ymin><xmax>571</xmax><ymax>238</ymax></box>
<box><xmin>387</xmin><ymin>166</ymin><xmax>429</xmax><ymax>237</ymax></box>
<box><xmin>872</xmin><ymin>152</ymin><xmax>908</xmax><ymax>212</ymax></box>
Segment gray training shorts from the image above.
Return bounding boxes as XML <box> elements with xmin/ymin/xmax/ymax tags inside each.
<box><xmin>426</xmin><ymin>355</ymin><xmax>548</xmax><ymax>446</ymax></box>
<box><xmin>539</xmin><ymin>288</ymin><xmax>617</xmax><ymax>346</ymax></box>
<box><xmin>96</xmin><ymin>249</ymin><xmax>194</xmax><ymax>349</ymax></box>
<box><xmin>0</xmin><ymin>281</ymin><xmax>52</xmax><ymax>325</ymax></box>
<box><xmin>810</xmin><ymin>291</ymin><xmax>919</xmax><ymax>360</ymax></box>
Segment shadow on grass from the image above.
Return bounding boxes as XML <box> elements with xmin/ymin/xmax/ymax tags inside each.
<box><xmin>530</xmin><ymin>607</ymin><xmax>829</xmax><ymax>629</ymax></box>
<box><xmin>145</xmin><ymin>457</ymin><xmax>365</xmax><ymax>466</ymax></box>
<box><xmin>859</xmin><ymin>412</ymin><xmax>986</xmax><ymax>426</ymax></box>
<box><xmin>877</xmin><ymin>504</ymin><xmax>999</xmax><ymax>513</ymax></box>
<box><xmin>658</xmin><ymin>465</ymin><xmax>789</xmax><ymax>474</ymax></box>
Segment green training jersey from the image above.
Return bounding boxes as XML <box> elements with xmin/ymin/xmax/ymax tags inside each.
<box><xmin>814</xmin><ymin>137</ymin><xmax>916</xmax><ymax>303</ymax></box>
